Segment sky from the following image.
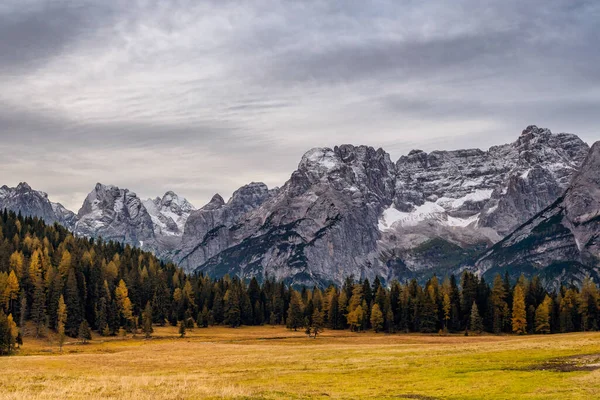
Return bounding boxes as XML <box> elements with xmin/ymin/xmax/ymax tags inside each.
<box><xmin>1</xmin><ymin>0</ymin><xmax>599</xmax><ymax>211</ymax></box>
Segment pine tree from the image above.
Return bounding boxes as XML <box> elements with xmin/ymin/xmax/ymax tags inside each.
<box><xmin>311</xmin><ymin>309</ymin><xmax>324</xmax><ymax>338</ymax></box>
<box><xmin>224</xmin><ymin>288</ymin><xmax>241</xmax><ymax>328</ymax></box>
<box><xmin>0</xmin><ymin>310</ymin><xmax>11</xmax><ymax>355</ymax></box>
<box><xmin>491</xmin><ymin>274</ymin><xmax>508</xmax><ymax>334</ymax></box>
<box><xmin>65</xmin><ymin>269</ymin><xmax>82</xmax><ymax>337</ymax></box>
<box><xmin>511</xmin><ymin>285</ymin><xmax>527</xmax><ymax>335</ymax></box>
<box><xmin>370</xmin><ymin>304</ymin><xmax>384</xmax><ymax>333</ymax></box>
<box><xmin>57</xmin><ymin>295</ymin><xmax>67</xmax><ymax>351</ymax></box>
<box><xmin>178</xmin><ymin>320</ymin><xmax>186</xmax><ymax>338</ymax></box>
<box><xmin>78</xmin><ymin>320</ymin><xmax>92</xmax><ymax>344</ymax></box>
<box><xmin>286</xmin><ymin>290</ymin><xmax>304</xmax><ymax>331</ymax></box>
<box><xmin>142</xmin><ymin>302</ymin><xmax>153</xmax><ymax>339</ymax></box>
<box><xmin>469</xmin><ymin>301</ymin><xmax>483</xmax><ymax>334</ymax></box>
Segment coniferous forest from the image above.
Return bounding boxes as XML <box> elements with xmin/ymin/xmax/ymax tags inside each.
<box><xmin>1</xmin><ymin>210</ymin><xmax>600</xmax><ymax>355</ymax></box>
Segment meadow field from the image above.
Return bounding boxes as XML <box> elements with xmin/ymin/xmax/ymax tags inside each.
<box><xmin>1</xmin><ymin>326</ymin><xmax>600</xmax><ymax>400</ymax></box>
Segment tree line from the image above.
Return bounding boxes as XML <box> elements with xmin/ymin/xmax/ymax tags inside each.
<box><xmin>1</xmin><ymin>209</ymin><xmax>599</xmax><ymax>354</ymax></box>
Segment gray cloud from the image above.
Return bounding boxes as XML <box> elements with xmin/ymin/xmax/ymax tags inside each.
<box><xmin>0</xmin><ymin>1</ymin><xmax>115</xmax><ymax>73</ymax></box>
<box><xmin>0</xmin><ymin>0</ymin><xmax>598</xmax><ymax>210</ymax></box>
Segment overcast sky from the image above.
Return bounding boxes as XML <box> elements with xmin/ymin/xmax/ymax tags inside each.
<box><xmin>1</xmin><ymin>0</ymin><xmax>599</xmax><ymax>211</ymax></box>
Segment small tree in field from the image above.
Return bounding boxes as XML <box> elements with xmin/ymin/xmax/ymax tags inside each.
<box><xmin>179</xmin><ymin>321</ymin><xmax>186</xmax><ymax>338</ymax></box>
<box><xmin>311</xmin><ymin>309</ymin><xmax>324</xmax><ymax>339</ymax></box>
<box><xmin>78</xmin><ymin>321</ymin><xmax>92</xmax><ymax>344</ymax></box>
<box><xmin>142</xmin><ymin>302</ymin><xmax>153</xmax><ymax>339</ymax></box>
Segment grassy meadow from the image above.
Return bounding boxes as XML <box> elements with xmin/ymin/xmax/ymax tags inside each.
<box><xmin>1</xmin><ymin>326</ymin><xmax>600</xmax><ymax>399</ymax></box>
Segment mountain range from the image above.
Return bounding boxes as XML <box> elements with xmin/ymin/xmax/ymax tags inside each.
<box><xmin>1</xmin><ymin>125</ymin><xmax>597</xmax><ymax>287</ymax></box>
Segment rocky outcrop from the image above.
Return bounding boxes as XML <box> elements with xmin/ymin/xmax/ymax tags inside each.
<box><xmin>391</xmin><ymin>125</ymin><xmax>588</xmax><ymax>237</ymax></box>
<box><xmin>75</xmin><ymin>183</ymin><xmax>156</xmax><ymax>248</ymax></box>
<box><xmin>177</xmin><ymin>145</ymin><xmax>396</xmax><ymax>285</ymax></box>
<box><xmin>0</xmin><ymin>182</ymin><xmax>76</xmax><ymax>228</ymax></box>
<box><xmin>475</xmin><ymin>141</ymin><xmax>600</xmax><ymax>289</ymax></box>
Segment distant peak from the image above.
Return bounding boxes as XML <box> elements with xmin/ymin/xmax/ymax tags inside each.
<box><xmin>201</xmin><ymin>193</ymin><xmax>225</xmax><ymax>211</ymax></box>
<box><xmin>16</xmin><ymin>182</ymin><xmax>32</xmax><ymax>191</ymax></box>
<box><xmin>521</xmin><ymin>125</ymin><xmax>550</xmax><ymax>136</ymax></box>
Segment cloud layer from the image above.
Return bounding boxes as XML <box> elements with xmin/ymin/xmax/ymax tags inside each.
<box><xmin>1</xmin><ymin>0</ymin><xmax>599</xmax><ymax>210</ymax></box>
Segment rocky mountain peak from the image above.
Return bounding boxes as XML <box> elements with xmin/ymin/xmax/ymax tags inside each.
<box><xmin>15</xmin><ymin>182</ymin><xmax>33</xmax><ymax>192</ymax></box>
<box><xmin>475</xmin><ymin>141</ymin><xmax>600</xmax><ymax>288</ymax></box>
<box><xmin>159</xmin><ymin>191</ymin><xmax>195</xmax><ymax>213</ymax></box>
<box><xmin>0</xmin><ymin>182</ymin><xmax>75</xmax><ymax>228</ymax></box>
<box><xmin>203</xmin><ymin>194</ymin><xmax>225</xmax><ymax>210</ymax></box>
<box><xmin>75</xmin><ymin>183</ymin><xmax>155</xmax><ymax>246</ymax></box>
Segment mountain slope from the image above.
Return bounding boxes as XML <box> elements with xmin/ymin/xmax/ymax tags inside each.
<box><xmin>0</xmin><ymin>182</ymin><xmax>76</xmax><ymax>228</ymax></box>
<box><xmin>475</xmin><ymin>141</ymin><xmax>600</xmax><ymax>288</ymax></box>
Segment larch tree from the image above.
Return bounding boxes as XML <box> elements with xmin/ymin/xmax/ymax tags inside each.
<box><xmin>57</xmin><ymin>295</ymin><xmax>67</xmax><ymax>351</ymax></box>
<box><xmin>534</xmin><ymin>296</ymin><xmax>552</xmax><ymax>334</ymax></box>
<box><xmin>370</xmin><ymin>304</ymin><xmax>384</xmax><ymax>333</ymax></box>
<box><xmin>4</xmin><ymin>270</ymin><xmax>19</xmax><ymax>314</ymax></box>
<box><xmin>512</xmin><ymin>285</ymin><xmax>527</xmax><ymax>335</ymax></box>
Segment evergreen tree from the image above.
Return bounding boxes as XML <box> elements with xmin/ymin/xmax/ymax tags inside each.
<box><xmin>224</xmin><ymin>288</ymin><xmax>241</xmax><ymax>328</ymax></box>
<box><xmin>286</xmin><ymin>290</ymin><xmax>304</xmax><ymax>331</ymax></box>
<box><xmin>491</xmin><ymin>274</ymin><xmax>508</xmax><ymax>334</ymax></box>
<box><xmin>311</xmin><ymin>309</ymin><xmax>324</xmax><ymax>338</ymax></box>
<box><xmin>65</xmin><ymin>269</ymin><xmax>82</xmax><ymax>337</ymax></box>
<box><xmin>178</xmin><ymin>320</ymin><xmax>186</xmax><ymax>338</ymax></box>
<box><xmin>469</xmin><ymin>301</ymin><xmax>483</xmax><ymax>334</ymax></box>
<box><xmin>142</xmin><ymin>301</ymin><xmax>153</xmax><ymax>339</ymax></box>
<box><xmin>78</xmin><ymin>320</ymin><xmax>92</xmax><ymax>344</ymax></box>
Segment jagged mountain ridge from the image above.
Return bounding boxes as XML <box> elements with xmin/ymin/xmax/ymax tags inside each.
<box><xmin>0</xmin><ymin>182</ymin><xmax>77</xmax><ymax>228</ymax></box>
<box><xmin>475</xmin><ymin>141</ymin><xmax>600</xmax><ymax>288</ymax></box>
<box><xmin>0</xmin><ymin>125</ymin><xmax>592</xmax><ymax>286</ymax></box>
<box><xmin>177</xmin><ymin>125</ymin><xmax>589</xmax><ymax>285</ymax></box>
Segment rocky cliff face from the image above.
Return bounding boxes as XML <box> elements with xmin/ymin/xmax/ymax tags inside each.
<box><xmin>177</xmin><ymin>145</ymin><xmax>396</xmax><ymax>285</ymax></box>
<box><xmin>475</xmin><ymin>141</ymin><xmax>600</xmax><ymax>289</ymax></box>
<box><xmin>176</xmin><ymin>126</ymin><xmax>589</xmax><ymax>285</ymax></box>
<box><xmin>75</xmin><ymin>183</ymin><xmax>156</xmax><ymax>247</ymax></box>
<box><xmin>142</xmin><ymin>191</ymin><xmax>195</xmax><ymax>237</ymax></box>
<box><xmin>392</xmin><ymin>125</ymin><xmax>588</xmax><ymax>237</ymax></box>
<box><xmin>0</xmin><ymin>182</ymin><xmax>76</xmax><ymax>228</ymax></box>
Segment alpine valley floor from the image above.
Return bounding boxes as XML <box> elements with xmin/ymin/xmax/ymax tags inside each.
<box><xmin>2</xmin><ymin>327</ymin><xmax>600</xmax><ymax>400</ymax></box>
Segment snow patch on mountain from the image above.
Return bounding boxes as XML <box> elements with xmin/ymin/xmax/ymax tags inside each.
<box><xmin>143</xmin><ymin>191</ymin><xmax>195</xmax><ymax>237</ymax></box>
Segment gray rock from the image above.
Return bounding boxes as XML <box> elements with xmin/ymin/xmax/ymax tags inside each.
<box><xmin>475</xmin><ymin>141</ymin><xmax>600</xmax><ymax>289</ymax></box>
<box><xmin>0</xmin><ymin>182</ymin><xmax>76</xmax><ymax>228</ymax></box>
<box><xmin>75</xmin><ymin>183</ymin><xmax>156</xmax><ymax>248</ymax></box>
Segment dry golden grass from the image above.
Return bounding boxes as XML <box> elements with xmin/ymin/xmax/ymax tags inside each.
<box><xmin>2</xmin><ymin>326</ymin><xmax>600</xmax><ymax>399</ymax></box>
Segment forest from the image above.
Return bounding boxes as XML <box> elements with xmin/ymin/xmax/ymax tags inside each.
<box><xmin>1</xmin><ymin>209</ymin><xmax>599</xmax><ymax>355</ymax></box>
